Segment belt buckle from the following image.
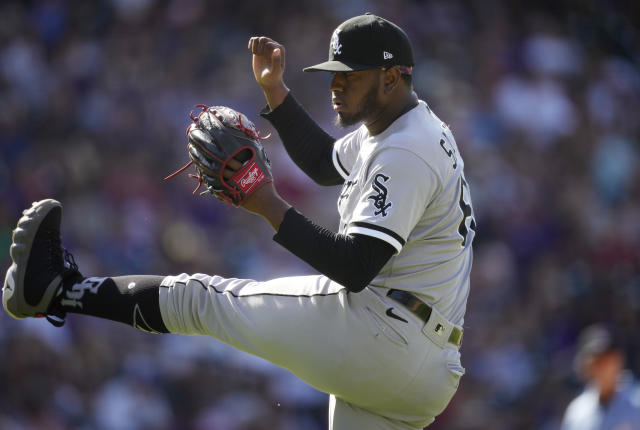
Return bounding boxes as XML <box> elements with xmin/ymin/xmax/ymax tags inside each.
<box><xmin>421</xmin><ymin>304</ymin><xmax>458</xmax><ymax>348</ymax></box>
<box><xmin>448</xmin><ymin>328</ymin><xmax>463</xmax><ymax>348</ymax></box>
<box><xmin>387</xmin><ymin>289</ymin><xmax>463</xmax><ymax>348</ymax></box>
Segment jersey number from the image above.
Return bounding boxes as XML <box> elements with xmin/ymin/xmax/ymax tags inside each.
<box><xmin>458</xmin><ymin>177</ymin><xmax>476</xmax><ymax>247</ymax></box>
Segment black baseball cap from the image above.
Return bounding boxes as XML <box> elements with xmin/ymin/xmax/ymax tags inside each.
<box><xmin>303</xmin><ymin>13</ymin><xmax>414</xmax><ymax>73</ymax></box>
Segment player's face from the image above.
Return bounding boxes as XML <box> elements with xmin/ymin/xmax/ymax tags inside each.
<box><xmin>330</xmin><ymin>70</ymin><xmax>383</xmax><ymax>128</ymax></box>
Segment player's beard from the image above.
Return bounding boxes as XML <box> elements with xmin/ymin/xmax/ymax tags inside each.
<box><xmin>334</xmin><ymin>80</ymin><xmax>381</xmax><ymax>128</ymax></box>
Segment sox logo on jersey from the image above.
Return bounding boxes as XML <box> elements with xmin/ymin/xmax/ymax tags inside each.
<box><xmin>368</xmin><ymin>173</ymin><xmax>392</xmax><ymax>217</ymax></box>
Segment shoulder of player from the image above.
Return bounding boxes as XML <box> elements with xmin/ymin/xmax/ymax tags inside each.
<box><xmin>367</xmin><ymin>146</ymin><xmax>431</xmax><ymax>170</ymax></box>
<box><xmin>379</xmin><ymin>107</ymin><xmax>464</xmax><ymax>174</ymax></box>
<box><xmin>381</xmin><ymin>107</ymin><xmax>450</xmax><ymax>152</ymax></box>
<box><xmin>372</xmin><ymin>129</ymin><xmax>456</xmax><ymax>178</ymax></box>
<box><xmin>361</xmin><ymin>147</ymin><xmax>442</xmax><ymax>196</ymax></box>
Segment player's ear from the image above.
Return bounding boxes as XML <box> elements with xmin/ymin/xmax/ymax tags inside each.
<box><xmin>382</xmin><ymin>67</ymin><xmax>402</xmax><ymax>94</ymax></box>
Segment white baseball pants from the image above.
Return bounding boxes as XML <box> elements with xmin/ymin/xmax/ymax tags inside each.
<box><xmin>159</xmin><ymin>273</ymin><xmax>464</xmax><ymax>429</ymax></box>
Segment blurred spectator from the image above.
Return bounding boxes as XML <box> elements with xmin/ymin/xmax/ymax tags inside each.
<box><xmin>561</xmin><ymin>324</ymin><xmax>640</xmax><ymax>430</ymax></box>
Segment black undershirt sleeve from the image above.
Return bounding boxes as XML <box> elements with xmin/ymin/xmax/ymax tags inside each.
<box><xmin>260</xmin><ymin>93</ymin><xmax>343</xmax><ymax>186</ymax></box>
<box><xmin>274</xmin><ymin>208</ymin><xmax>396</xmax><ymax>292</ymax></box>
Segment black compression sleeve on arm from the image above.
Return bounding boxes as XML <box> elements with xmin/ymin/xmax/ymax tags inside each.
<box><xmin>273</xmin><ymin>208</ymin><xmax>396</xmax><ymax>292</ymax></box>
<box><xmin>260</xmin><ymin>93</ymin><xmax>343</xmax><ymax>186</ymax></box>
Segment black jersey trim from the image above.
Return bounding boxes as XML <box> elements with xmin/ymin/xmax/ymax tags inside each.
<box><xmin>336</xmin><ymin>154</ymin><xmax>349</xmax><ymax>177</ymax></box>
<box><xmin>349</xmin><ymin>222</ymin><xmax>406</xmax><ymax>246</ymax></box>
<box><xmin>332</xmin><ymin>148</ymin><xmax>350</xmax><ymax>179</ymax></box>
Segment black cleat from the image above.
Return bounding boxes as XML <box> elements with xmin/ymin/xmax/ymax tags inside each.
<box><xmin>3</xmin><ymin>199</ymin><xmax>80</xmax><ymax>327</ymax></box>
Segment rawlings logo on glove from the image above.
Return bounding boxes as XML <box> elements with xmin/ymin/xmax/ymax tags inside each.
<box><xmin>165</xmin><ymin>105</ymin><xmax>273</xmax><ymax>206</ymax></box>
<box><xmin>238</xmin><ymin>163</ymin><xmax>265</xmax><ymax>191</ymax></box>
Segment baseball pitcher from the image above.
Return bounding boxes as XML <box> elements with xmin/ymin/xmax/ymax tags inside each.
<box><xmin>3</xmin><ymin>14</ymin><xmax>475</xmax><ymax>429</ymax></box>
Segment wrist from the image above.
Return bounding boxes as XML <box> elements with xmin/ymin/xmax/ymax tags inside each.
<box><xmin>240</xmin><ymin>182</ymin><xmax>291</xmax><ymax>231</ymax></box>
<box><xmin>262</xmin><ymin>83</ymin><xmax>290</xmax><ymax>111</ymax></box>
<box><xmin>261</xmin><ymin>196</ymin><xmax>292</xmax><ymax>231</ymax></box>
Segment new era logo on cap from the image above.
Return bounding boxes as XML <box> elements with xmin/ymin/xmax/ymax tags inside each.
<box><xmin>383</xmin><ymin>51</ymin><xmax>393</xmax><ymax>60</ymax></box>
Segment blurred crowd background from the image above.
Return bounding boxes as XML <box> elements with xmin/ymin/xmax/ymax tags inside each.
<box><xmin>1</xmin><ymin>0</ymin><xmax>639</xmax><ymax>429</ymax></box>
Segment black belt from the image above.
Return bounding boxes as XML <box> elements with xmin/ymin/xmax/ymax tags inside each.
<box><xmin>387</xmin><ymin>289</ymin><xmax>463</xmax><ymax>347</ymax></box>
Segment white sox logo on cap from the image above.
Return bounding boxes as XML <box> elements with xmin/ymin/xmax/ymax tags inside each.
<box><xmin>331</xmin><ymin>29</ymin><xmax>342</xmax><ymax>55</ymax></box>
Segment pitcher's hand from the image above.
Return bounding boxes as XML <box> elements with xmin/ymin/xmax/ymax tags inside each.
<box><xmin>248</xmin><ymin>36</ymin><xmax>289</xmax><ymax>109</ymax></box>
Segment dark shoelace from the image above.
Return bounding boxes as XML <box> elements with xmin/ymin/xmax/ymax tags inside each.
<box><xmin>41</xmin><ymin>229</ymin><xmax>78</xmax><ymax>327</ymax></box>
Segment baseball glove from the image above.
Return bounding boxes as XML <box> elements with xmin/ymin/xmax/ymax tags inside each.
<box><xmin>165</xmin><ymin>104</ymin><xmax>272</xmax><ymax>206</ymax></box>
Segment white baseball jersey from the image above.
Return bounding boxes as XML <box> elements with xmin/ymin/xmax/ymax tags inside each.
<box><xmin>332</xmin><ymin>100</ymin><xmax>475</xmax><ymax>325</ymax></box>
